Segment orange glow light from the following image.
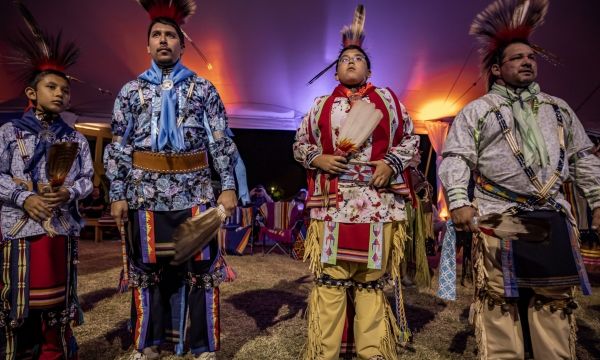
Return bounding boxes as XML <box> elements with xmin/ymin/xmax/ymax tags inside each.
<box><xmin>417</xmin><ymin>99</ymin><xmax>460</xmax><ymax>121</ymax></box>
<box><xmin>439</xmin><ymin>206</ymin><xmax>449</xmax><ymax>220</ymax></box>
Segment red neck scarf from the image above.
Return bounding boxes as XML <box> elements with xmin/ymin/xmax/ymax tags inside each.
<box><xmin>337</xmin><ymin>82</ymin><xmax>376</xmax><ymax>103</ymax></box>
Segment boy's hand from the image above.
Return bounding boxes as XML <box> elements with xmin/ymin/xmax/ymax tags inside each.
<box><xmin>42</xmin><ymin>187</ymin><xmax>71</xmax><ymax>208</ymax></box>
<box><xmin>24</xmin><ymin>195</ymin><xmax>52</xmax><ymax>222</ymax></box>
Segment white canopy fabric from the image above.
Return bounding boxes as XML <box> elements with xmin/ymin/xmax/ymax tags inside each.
<box><xmin>1</xmin><ymin>0</ymin><xmax>598</xmax><ymax>131</ymax></box>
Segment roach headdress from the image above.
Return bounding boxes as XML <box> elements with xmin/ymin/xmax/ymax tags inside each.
<box><xmin>6</xmin><ymin>0</ymin><xmax>79</xmax><ymax>85</ymax></box>
<box><xmin>470</xmin><ymin>0</ymin><xmax>558</xmax><ymax>87</ymax></box>
<box><xmin>137</xmin><ymin>0</ymin><xmax>196</xmax><ymax>25</ymax></box>
<box><xmin>137</xmin><ymin>0</ymin><xmax>212</xmax><ymax>69</ymax></box>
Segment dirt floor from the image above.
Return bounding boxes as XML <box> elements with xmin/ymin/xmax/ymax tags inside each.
<box><xmin>74</xmin><ymin>240</ymin><xmax>600</xmax><ymax>360</ymax></box>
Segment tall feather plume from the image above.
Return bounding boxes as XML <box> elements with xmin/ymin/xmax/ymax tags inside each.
<box><xmin>469</xmin><ymin>0</ymin><xmax>550</xmax><ymax>81</ymax></box>
<box><xmin>137</xmin><ymin>0</ymin><xmax>197</xmax><ymax>25</ymax></box>
<box><xmin>182</xmin><ymin>30</ymin><xmax>213</xmax><ymax>70</ymax></box>
<box><xmin>530</xmin><ymin>43</ymin><xmax>560</xmax><ymax>66</ymax></box>
<box><xmin>14</xmin><ymin>0</ymin><xmax>49</xmax><ymax>58</ymax></box>
<box><xmin>6</xmin><ymin>1</ymin><xmax>80</xmax><ymax>84</ymax></box>
<box><xmin>47</xmin><ymin>32</ymin><xmax>79</xmax><ymax>72</ymax></box>
<box><xmin>307</xmin><ymin>59</ymin><xmax>337</xmax><ymax>85</ymax></box>
<box><xmin>513</xmin><ymin>0</ymin><xmax>531</xmax><ymax>27</ymax></box>
<box><xmin>307</xmin><ymin>4</ymin><xmax>367</xmax><ymax>85</ymax></box>
<box><xmin>341</xmin><ymin>4</ymin><xmax>366</xmax><ymax>48</ymax></box>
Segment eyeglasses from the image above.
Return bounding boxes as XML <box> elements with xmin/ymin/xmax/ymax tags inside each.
<box><xmin>338</xmin><ymin>55</ymin><xmax>366</xmax><ymax>64</ymax></box>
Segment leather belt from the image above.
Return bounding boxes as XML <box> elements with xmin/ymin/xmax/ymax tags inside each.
<box><xmin>132</xmin><ymin>151</ymin><xmax>209</xmax><ymax>174</ymax></box>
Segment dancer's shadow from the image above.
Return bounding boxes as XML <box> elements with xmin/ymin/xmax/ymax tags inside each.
<box><xmin>404</xmin><ymin>302</ymin><xmax>438</xmax><ymax>332</ymax></box>
<box><xmin>446</xmin><ymin>306</ymin><xmax>475</xmax><ymax>355</ymax></box>
<box><xmin>448</xmin><ymin>327</ymin><xmax>474</xmax><ymax>355</ymax></box>
<box><xmin>77</xmin><ymin>320</ymin><xmax>131</xmax><ymax>359</ymax></box>
<box><xmin>391</xmin><ymin>291</ymin><xmax>444</xmax><ymax>332</ymax></box>
<box><xmin>587</xmin><ymin>272</ymin><xmax>600</xmax><ymax>286</ymax></box>
<box><xmin>79</xmin><ymin>287</ymin><xmax>118</xmax><ymax>312</ymax></box>
<box><xmin>226</xmin><ymin>275</ymin><xmax>311</xmax><ymax>331</ymax></box>
<box><xmin>104</xmin><ymin>319</ymin><xmax>132</xmax><ymax>350</ymax></box>
<box><xmin>577</xmin><ymin>319</ymin><xmax>600</xmax><ymax>359</ymax></box>
<box><xmin>589</xmin><ymin>304</ymin><xmax>600</xmax><ymax>317</ymax></box>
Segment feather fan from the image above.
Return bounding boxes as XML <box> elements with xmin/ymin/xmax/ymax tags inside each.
<box><xmin>335</xmin><ymin>100</ymin><xmax>383</xmax><ymax>157</ymax></box>
<box><xmin>475</xmin><ymin>213</ymin><xmax>550</xmax><ymax>242</ymax></box>
<box><xmin>46</xmin><ymin>142</ymin><xmax>79</xmax><ymax>189</ymax></box>
<box><xmin>171</xmin><ymin>205</ymin><xmax>228</xmax><ymax>266</ymax></box>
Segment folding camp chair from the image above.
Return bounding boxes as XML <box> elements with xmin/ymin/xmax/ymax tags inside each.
<box><xmin>259</xmin><ymin>201</ymin><xmax>303</xmax><ymax>256</ymax></box>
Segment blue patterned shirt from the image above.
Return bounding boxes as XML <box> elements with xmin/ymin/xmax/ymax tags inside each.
<box><xmin>104</xmin><ymin>75</ymin><xmax>238</xmax><ymax>211</ymax></box>
<box><xmin>0</xmin><ymin>123</ymin><xmax>94</xmax><ymax>238</ymax></box>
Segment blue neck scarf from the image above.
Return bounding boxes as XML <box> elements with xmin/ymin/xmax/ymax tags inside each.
<box><xmin>12</xmin><ymin>109</ymin><xmax>74</xmax><ymax>182</ymax></box>
<box><xmin>138</xmin><ymin>60</ymin><xmax>195</xmax><ymax>151</ymax></box>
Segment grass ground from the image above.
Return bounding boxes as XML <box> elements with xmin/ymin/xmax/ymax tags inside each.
<box><xmin>74</xmin><ymin>240</ymin><xmax>600</xmax><ymax>359</ymax></box>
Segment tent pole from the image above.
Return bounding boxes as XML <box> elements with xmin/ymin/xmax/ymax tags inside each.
<box><xmin>424</xmin><ymin>144</ymin><xmax>433</xmax><ymax>178</ymax></box>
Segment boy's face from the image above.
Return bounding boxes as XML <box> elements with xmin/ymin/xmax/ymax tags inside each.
<box><xmin>335</xmin><ymin>48</ymin><xmax>370</xmax><ymax>87</ymax></box>
<box><xmin>25</xmin><ymin>73</ymin><xmax>71</xmax><ymax>114</ymax></box>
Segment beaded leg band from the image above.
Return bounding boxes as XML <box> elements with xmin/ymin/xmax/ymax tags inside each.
<box><xmin>314</xmin><ymin>274</ymin><xmax>390</xmax><ymax>291</ymax></box>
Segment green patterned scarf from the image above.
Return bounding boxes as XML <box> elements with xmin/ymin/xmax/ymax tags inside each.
<box><xmin>490</xmin><ymin>82</ymin><xmax>549</xmax><ymax>168</ymax></box>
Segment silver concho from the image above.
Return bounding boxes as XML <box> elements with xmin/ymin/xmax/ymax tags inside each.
<box><xmin>39</xmin><ymin>129</ymin><xmax>56</xmax><ymax>143</ymax></box>
<box><xmin>161</xmin><ymin>79</ymin><xmax>174</xmax><ymax>91</ymax></box>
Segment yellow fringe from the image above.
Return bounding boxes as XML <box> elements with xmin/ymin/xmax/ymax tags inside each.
<box><xmin>568</xmin><ymin>313</ymin><xmax>577</xmax><ymax>360</ymax></box>
<box><xmin>302</xmin><ymin>286</ymin><xmax>323</xmax><ymax>360</ymax></box>
<box><xmin>393</xmin><ymin>282</ymin><xmax>411</xmax><ymax>345</ymax></box>
<box><xmin>403</xmin><ymin>205</ymin><xmax>415</xmax><ymax>279</ymax></box>
<box><xmin>303</xmin><ymin>220</ymin><xmax>323</xmax><ymax>275</ymax></box>
<box><xmin>472</xmin><ymin>233</ymin><xmax>488</xmax><ymax>360</ymax></box>
<box><xmin>567</xmin><ymin>290</ymin><xmax>578</xmax><ymax>360</ymax></box>
<box><xmin>422</xmin><ymin>211</ymin><xmax>434</xmax><ymax>240</ymax></box>
<box><xmin>472</xmin><ymin>234</ymin><xmax>486</xmax><ymax>291</ymax></box>
<box><xmin>472</xmin><ymin>297</ymin><xmax>487</xmax><ymax>360</ymax></box>
<box><xmin>414</xmin><ymin>202</ymin><xmax>431</xmax><ymax>288</ymax></box>
<box><xmin>391</xmin><ymin>222</ymin><xmax>408</xmax><ymax>282</ymax></box>
<box><xmin>380</xmin><ymin>296</ymin><xmax>402</xmax><ymax>360</ymax></box>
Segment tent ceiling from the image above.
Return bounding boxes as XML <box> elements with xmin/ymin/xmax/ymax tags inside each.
<box><xmin>1</xmin><ymin>0</ymin><xmax>598</xmax><ymax>131</ymax></box>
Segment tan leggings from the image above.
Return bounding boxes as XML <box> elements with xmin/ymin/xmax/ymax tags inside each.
<box><xmin>474</xmin><ymin>232</ymin><xmax>576</xmax><ymax>360</ymax></box>
<box><xmin>307</xmin><ymin>222</ymin><xmax>395</xmax><ymax>360</ymax></box>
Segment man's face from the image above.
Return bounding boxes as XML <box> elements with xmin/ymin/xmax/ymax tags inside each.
<box><xmin>147</xmin><ymin>22</ymin><xmax>183</xmax><ymax>66</ymax></box>
<box><xmin>335</xmin><ymin>48</ymin><xmax>370</xmax><ymax>87</ymax></box>
<box><xmin>25</xmin><ymin>73</ymin><xmax>70</xmax><ymax>114</ymax></box>
<box><xmin>492</xmin><ymin>42</ymin><xmax>537</xmax><ymax>88</ymax></box>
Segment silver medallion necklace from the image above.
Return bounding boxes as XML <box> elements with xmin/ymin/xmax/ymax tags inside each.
<box><xmin>161</xmin><ymin>66</ymin><xmax>174</xmax><ymax>90</ymax></box>
<box><xmin>36</xmin><ymin>113</ymin><xmax>56</xmax><ymax>143</ymax></box>
<box><xmin>161</xmin><ymin>79</ymin><xmax>174</xmax><ymax>91</ymax></box>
